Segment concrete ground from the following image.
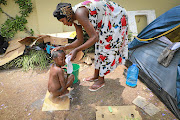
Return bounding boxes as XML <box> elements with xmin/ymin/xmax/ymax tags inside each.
<box><xmin>0</xmin><ymin>61</ymin><xmax>178</xmax><ymax>120</ymax></box>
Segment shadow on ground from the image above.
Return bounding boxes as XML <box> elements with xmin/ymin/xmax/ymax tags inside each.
<box><xmin>64</xmin><ymin>78</ymin><xmax>125</xmax><ymax>120</ymax></box>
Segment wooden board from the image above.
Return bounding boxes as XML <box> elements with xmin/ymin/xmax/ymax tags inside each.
<box><xmin>42</xmin><ymin>91</ymin><xmax>70</xmax><ymax>111</ymax></box>
<box><xmin>96</xmin><ymin>105</ymin><xmax>142</xmax><ymax>120</ymax></box>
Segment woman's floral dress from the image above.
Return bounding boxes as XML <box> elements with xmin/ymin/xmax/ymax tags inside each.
<box><xmin>72</xmin><ymin>0</ymin><xmax>128</xmax><ymax>77</ymax></box>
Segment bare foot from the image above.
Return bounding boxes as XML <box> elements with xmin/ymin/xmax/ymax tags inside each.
<box><xmin>83</xmin><ymin>76</ymin><xmax>98</xmax><ymax>82</ymax></box>
<box><xmin>59</xmin><ymin>90</ymin><xmax>69</xmax><ymax>98</ymax></box>
<box><xmin>48</xmin><ymin>90</ymin><xmax>69</xmax><ymax>103</ymax></box>
<box><xmin>48</xmin><ymin>94</ymin><xmax>59</xmax><ymax>103</ymax></box>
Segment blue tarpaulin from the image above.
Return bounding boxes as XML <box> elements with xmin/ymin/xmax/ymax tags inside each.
<box><xmin>128</xmin><ymin>5</ymin><xmax>180</xmax><ymax>119</ymax></box>
<box><xmin>128</xmin><ymin>5</ymin><xmax>180</xmax><ymax>49</ymax></box>
<box><xmin>177</xmin><ymin>61</ymin><xmax>180</xmax><ymax>108</ymax></box>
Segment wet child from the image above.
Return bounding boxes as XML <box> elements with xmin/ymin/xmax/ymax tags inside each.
<box><xmin>48</xmin><ymin>50</ymin><xmax>74</xmax><ymax>101</ymax></box>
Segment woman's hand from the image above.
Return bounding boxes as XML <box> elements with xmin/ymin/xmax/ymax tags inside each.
<box><xmin>51</xmin><ymin>46</ymin><xmax>66</xmax><ymax>52</ymax></box>
<box><xmin>69</xmin><ymin>48</ymin><xmax>78</xmax><ymax>61</ymax></box>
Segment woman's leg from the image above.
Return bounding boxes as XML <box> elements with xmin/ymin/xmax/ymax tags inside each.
<box><xmin>84</xmin><ymin>69</ymin><xmax>100</xmax><ymax>82</ymax></box>
<box><xmin>94</xmin><ymin>76</ymin><xmax>105</xmax><ymax>86</ymax></box>
<box><xmin>89</xmin><ymin>76</ymin><xmax>105</xmax><ymax>91</ymax></box>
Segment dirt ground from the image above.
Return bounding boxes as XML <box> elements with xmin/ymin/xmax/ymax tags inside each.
<box><xmin>0</xmin><ymin>60</ymin><xmax>178</xmax><ymax>120</ymax></box>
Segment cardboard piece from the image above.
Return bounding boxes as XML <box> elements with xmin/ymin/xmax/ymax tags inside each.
<box><xmin>43</xmin><ymin>36</ymin><xmax>68</xmax><ymax>45</ymax></box>
<box><xmin>143</xmin><ymin>103</ymin><xmax>160</xmax><ymax>116</ymax></box>
<box><xmin>42</xmin><ymin>91</ymin><xmax>70</xmax><ymax>111</ymax></box>
<box><xmin>0</xmin><ymin>39</ymin><xmax>25</xmax><ymax>66</ymax></box>
<box><xmin>72</xmin><ymin>50</ymin><xmax>84</xmax><ymax>62</ymax></box>
<box><xmin>78</xmin><ymin>64</ymin><xmax>89</xmax><ymax>72</ymax></box>
<box><xmin>43</xmin><ymin>31</ymin><xmax>76</xmax><ymax>46</ymax></box>
<box><xmin>132</xmin><ymin>96</ymin><xmax>149</xmax><ymax>108</ymax></box>
<box><xmin>132</xmin><ymin>96</ymin><xmax>160</xmax><ymax>116</ymax></box>
<box><xmin>47</xmin><ymin>31</ymin><xmax>76</xmax><ymax>39</ymax></box>
<box><xmin>18</xmin><ymin>35</ymin><xmax>68</xmax><ymax>46</ymax></box>
<box><xmin>96</xmin><ymin>106</ymin><xmax>142</xmax><ymax>120</ymax></box>
<box><xmin>83</xmin><ymin>56</ymin><xmax>92</xmax><ymax>65</ymax></box>
<box><xmin>0</xmin><ymin>45</ymin><xmax>25</xmax><ymax>66</ymax></box>
<box><xmin>0</xmin><ymin>31</ymin><xmax>77</xmax><ymax>66</ymax></box>
<box><xmin>65</xmin><ymin>45</ymin><xmax>84</xmax><ymax>62</ymax></box>
<box><xmin>18</xmin><ymin>36</ymin><xmax>38</xmax><ymax>46</ymax></box>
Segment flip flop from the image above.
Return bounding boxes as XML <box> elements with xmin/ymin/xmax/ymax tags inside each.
<box><xmin>89</xmin><ymin>83</ymin><xmax>105</xmax><ymax>92</ymax></box>
<box><xmin>83</xmin><ymin>77</ymin><xmax>98</xmax><ymax>82</ymax></box>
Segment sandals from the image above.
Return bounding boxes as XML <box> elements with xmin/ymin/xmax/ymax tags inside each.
<box><xmin>89</xmin><ymin>83</ymin><xmax>105</xmax><ymax>92</ymax></box>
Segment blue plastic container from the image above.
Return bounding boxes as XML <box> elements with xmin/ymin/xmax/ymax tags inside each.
<box><xmin>126</xmin><ymin>64</ymin><xmax>139</xmax><ymax>87</ymax></box>
<box><xmin>46</xmin><ymin>44</ymin><xmax>55</xmax><ymax>54</ymax></box>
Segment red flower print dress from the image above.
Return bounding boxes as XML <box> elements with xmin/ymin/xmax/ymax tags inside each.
<box><xmin>72</xmin><ymin>0</ymin><xmax>128</xmax><ymax>77</ymax></box>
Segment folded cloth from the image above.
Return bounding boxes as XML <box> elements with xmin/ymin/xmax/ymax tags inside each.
<box><xmin>158</xmin><ymin>36</ymin><xmax>172</xmax><ymax>45</ymax></box>
<box><xmin>157</xmin><ymin>43</ymin><xmax>179</xmax><ymax>67</ymax></box>
<box><xmin>170</xmin><ymin>42</ymin><xmax>180</xmax><ymax>50</ymax></box>
<box><xmin>65</xmin><ymin>55</ymin><xmax>73</xmax><ymax>74</ymax></box>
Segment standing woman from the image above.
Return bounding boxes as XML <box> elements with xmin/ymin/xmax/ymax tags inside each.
<box><xmin>52</xmin><ymin>0</ymin><xmax>128</xmax><ymax>91</ymax></box>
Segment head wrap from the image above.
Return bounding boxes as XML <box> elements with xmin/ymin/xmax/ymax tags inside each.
<box><xmin>53</xmin><ymin>3</ymin><xmax>74</xmax><ymax>22</ymax></box>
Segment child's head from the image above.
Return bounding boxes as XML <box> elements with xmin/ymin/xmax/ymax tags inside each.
<box><xmin>51</xmin><ymin>50</ymin><xmax>65</xmax><ymax>66</ymax></box>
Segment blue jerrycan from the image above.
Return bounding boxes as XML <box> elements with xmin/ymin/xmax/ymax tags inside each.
<box><xmin>126</xmin><ymin>64</ymin><xmax>139</xmax><ymax>87</ymax></box>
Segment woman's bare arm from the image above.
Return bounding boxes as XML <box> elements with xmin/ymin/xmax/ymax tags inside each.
<box><xmin>64</xmin><ymin>24</ymin><xmax>84</xmax><ymax>50</ymax></box>
<box><xmin>72</xmin><ymin>7</ymin><xmax>98</xmax><ymax>52</ymax></box>
<box><xmin>68</xmin><ymin>7</ymin><xmax>99</xmax><ymax>60</ymax></box>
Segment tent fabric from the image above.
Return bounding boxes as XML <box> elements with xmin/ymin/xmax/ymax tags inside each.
<box><xmin>128</xmin><ymin>5</ymin><xmax>180</xmax><ymax>49</ymax></box>
<box><xmin>127</xmin><ymin>5</ymin><xmax>180</xmax><ymax>119</ymax></box>
<box><xmin>129</xmin><ymin>40</ymin><xmax>180</xmax><ymax>98</ymax></box>
<box><xmin>135</xmin><ymin>63</ymin><xmax>180</xmax><ymax>119</ymax></box>
<box><xmin>177</xmin><ymin>61</ymin><xmax>180</xmax><ymax>108</ymax></box>
<box><xmin>128</xmin><ymin>40</ymin><xmax>180</xmax><ymax>118</ymax></box>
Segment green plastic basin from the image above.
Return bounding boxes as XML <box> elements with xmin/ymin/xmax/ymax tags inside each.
<box><xmin>64</xmin><ymin>63</ymin><xmax>80</xmax><ymax>84</ymax></box>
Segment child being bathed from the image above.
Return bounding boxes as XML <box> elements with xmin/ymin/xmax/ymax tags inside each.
<box><xmin>48</xmin><ymin>50</ymin><xmax>74</xmax><ymax>101</ymax></box>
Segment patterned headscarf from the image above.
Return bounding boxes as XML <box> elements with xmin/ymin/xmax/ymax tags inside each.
<box><xmin>53</xmin><ymin>3</ymin><xmax>74</xmax><ymax>22</ymax></box>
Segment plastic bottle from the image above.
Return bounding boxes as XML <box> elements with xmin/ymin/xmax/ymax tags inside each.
<box><xmin>126</xmin><ymin>64</ymin><xmax>139</xmax><ymax>87</ymax></box>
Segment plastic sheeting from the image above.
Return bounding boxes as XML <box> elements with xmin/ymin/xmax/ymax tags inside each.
<box><xmin>128</xmin><ymin>5</ymin><xmax>180</xmax><ymax>118</ymax></box>
<box><xmin>128</xmin><ymin>5</ymin><xmax>180</xmax><ymax>49</ymax></box>
<box><xmin>129</xmin><ymin>40</ymin><xmax>180</xmax><ymax>99</ymax></box>
<box><xmin>177</xmin><ymin>61</ymin><xmax>180</xmax><ymax>108</ymax></box>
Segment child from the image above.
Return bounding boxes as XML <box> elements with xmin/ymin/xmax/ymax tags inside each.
<box><xmin>48</xmin><ymin>50</ymin><xmax>74</xmax><ymax>101</ymax></box>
